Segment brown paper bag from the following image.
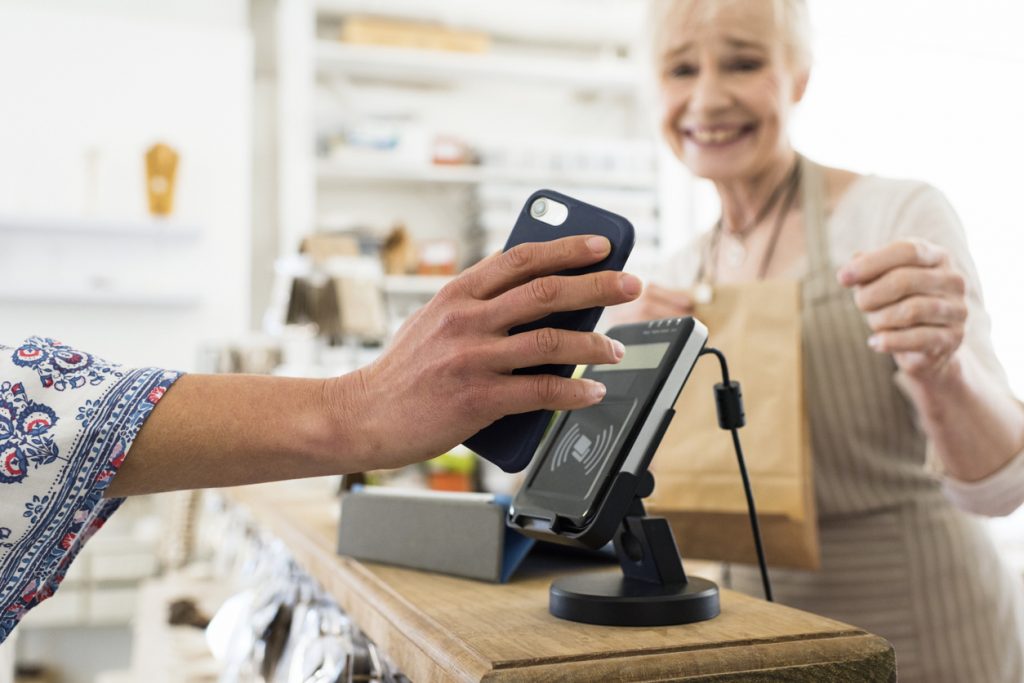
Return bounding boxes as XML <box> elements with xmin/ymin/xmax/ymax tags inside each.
<box><xmin>647</xmin><ymin>280</ymin><xmax>820</xmax><ymax>570</ymax></box>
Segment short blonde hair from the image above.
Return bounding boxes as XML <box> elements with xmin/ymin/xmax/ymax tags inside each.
<box><xmin>648</xmin><ymin>0</ymin><xmax>813</xmax><ymax>72</ymax></box>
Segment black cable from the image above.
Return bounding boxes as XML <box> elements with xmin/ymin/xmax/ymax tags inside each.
<box><xmin>699</xmin><ymin>347</ymin><xmax>773</xmax><ymax>602</ymax></box>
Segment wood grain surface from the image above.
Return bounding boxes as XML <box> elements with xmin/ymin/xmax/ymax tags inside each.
<box><xmin>222</xmin><ymin>483</ymin><xmax>895</xmax><ymax>682</ymax></box>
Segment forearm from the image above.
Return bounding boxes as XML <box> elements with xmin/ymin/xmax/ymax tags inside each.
<box><xmin>903</xmin><ymin>351</ymin><xmax>1024</xmax><ymax>482</ymax></box>
<box><xmin>105</xmin><ymin>372</ymin><xmax>370</xmax><ymax>497</ymax></box>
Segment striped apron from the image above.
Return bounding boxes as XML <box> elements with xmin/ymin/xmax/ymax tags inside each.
<box><xmin>727</xmin><ymin>158</ymin><xmax>1024</xmax><ymax>682</ymax></box>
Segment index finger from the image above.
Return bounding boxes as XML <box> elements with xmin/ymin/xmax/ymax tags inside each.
<box><xmin>457</xmin><ymin>235</ymin><xmax>612</xmax><ymax>300</ymax></box>
<box><xmin>838</xmin><ymin>240</ymin><xmax>946</xmax><ymax>287</ymax></box>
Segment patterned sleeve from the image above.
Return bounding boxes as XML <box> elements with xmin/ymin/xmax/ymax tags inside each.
<box><xmin>0</xmin><ymin>337</ymin><xmax>181</xmax><ymax>642</ymax></box>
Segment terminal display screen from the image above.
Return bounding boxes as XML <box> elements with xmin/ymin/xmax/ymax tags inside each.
<box><xmin>526</xmin><ymin>341</ymin><xmax>671</xmax><ymax>515</ymax></box>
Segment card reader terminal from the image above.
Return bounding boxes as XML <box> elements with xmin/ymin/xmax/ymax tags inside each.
<box><xmin>510</xmin><ymin>317</ymin><xmax>707</xmax><ymax>549</ymax></box>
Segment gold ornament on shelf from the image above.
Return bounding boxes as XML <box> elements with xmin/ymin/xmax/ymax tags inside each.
<box><xmin>145</xmin><ymin>142</ymin><xmax>179</xmax><ymax>216</ymax></box>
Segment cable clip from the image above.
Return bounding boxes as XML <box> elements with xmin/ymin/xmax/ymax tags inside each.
<box><xmin>714</xmin><ymin>381</ymin><xmax>745</xmax><ymax>431</ymax></box>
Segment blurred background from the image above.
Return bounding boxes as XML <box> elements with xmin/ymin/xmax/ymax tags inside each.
<box><xmin>0</xmin><ymin>0</ymin><xmax>1021</xmax><ymax>681</ymax></box>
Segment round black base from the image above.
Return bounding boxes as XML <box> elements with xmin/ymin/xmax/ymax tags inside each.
<box><xmin>549</xmin><ymin>573</ymin><xmax>720</xmax><ymax>627</ymax></box>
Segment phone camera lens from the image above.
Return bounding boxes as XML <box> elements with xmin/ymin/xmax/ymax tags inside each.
<box><xmin>531</xmin><ymin>199</ymin><xmax>548</xmax><ymax>217</ymax></box>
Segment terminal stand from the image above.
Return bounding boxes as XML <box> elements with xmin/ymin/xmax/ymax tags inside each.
<box><xmin>548</xmin><ymin>471</ymin><xmax>720</xmax><ymax>627</ymax></box>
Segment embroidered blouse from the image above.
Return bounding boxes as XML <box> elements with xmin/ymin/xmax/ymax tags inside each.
<box><xmin>0</xmin><ymin>337</ymin><xmax>180</xmax><ymax>642</ymax></box>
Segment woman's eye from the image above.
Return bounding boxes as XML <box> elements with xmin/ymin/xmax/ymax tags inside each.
<box><xmin>727</xmin><ymin>59</ymin><xmax>764</xmax><ymax>73</ymax></box>
<box><xmin>670</xmin><ymin>63</ymin><xmax>698</xmax><ymax>78</ymax></box>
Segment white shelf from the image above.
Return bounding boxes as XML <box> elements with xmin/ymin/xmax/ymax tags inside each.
<box><xmin>317</xmin><ymin>159</ymin><xmax>656</xmax><ymax>191</ymax></box>
<box><xmin>314</xmin><ymin>0</ymin><xmax>647</xmax><ymax>49</ymax></box>
<box><xmin>382</xmin><ymin>274</ymin><xmax>452</xmax><ymax>295</ymax></box>
<box><xmin>0</xmin><ymin>214</ymin><xmax>201</xmax><ymax>240</ymax></box>
<box><xmin>315</xmin><ymin>41</ymin><xmax>639</xmax><ymax>94</ymax></box>
<box><xmin>0</xmin><ymin>287</ymin><xmax>201</xmax><ymax>308</ymax></box>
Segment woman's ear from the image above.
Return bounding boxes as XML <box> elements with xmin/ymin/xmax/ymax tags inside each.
<box><xmin>793</xmin><ymin>68</ymin><xmax>810</xmax><ymax>103</ymax></box>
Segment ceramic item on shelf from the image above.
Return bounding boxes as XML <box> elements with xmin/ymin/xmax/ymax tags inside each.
<box><xmin>145</xmin><ymin>142</ymin><xmax>179</xmax><ymax>216</ymax></box>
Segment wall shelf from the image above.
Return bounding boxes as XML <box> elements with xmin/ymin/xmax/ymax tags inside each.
<box><xmin>313</xmin><ymin>0</ymin><xmax>646</xmax><ymax>49</ymax></box>
<box><xmin>0</xmin><ymin>287</ymin><xmax>201</xmax><ymax>308</ymax></box>
<box><xmin>315</xmin><ymin>41</ymin><xmax>638</xmax><ymax>94</ymax></box>
<box><xmin>0</xmin><ymin>214</ymin><xmax>201</xmax><ymax>241</ymax></box>
<box><xmin>382</xmin><ymin>274</ymin><xmax>452</xmax><ymax>295</ymax></box>
<box><xmin>317</xmin><ymin>159</ymin><xmax>656</xmax><ymax>191</ymax></box>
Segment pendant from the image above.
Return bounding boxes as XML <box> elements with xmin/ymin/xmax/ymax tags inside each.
<box><xmin>693</xmin><ymin>282</ymin><xmax>714</xmax><ymax>305</ymax></box>
<box><xmin>724</xmin><ymin>239</ymin><xmax>746</xmax><ymax>267</ymax></box>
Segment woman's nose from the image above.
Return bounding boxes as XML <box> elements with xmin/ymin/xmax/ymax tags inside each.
<box><xmin>690</xmin><ymin>69</ymin><xmax>731</xmax><ymax>113</ymax></box>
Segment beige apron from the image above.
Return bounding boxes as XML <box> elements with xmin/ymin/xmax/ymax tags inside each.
<box><xmin>726</xmin><ymin>158</ymin><xmax>1024</xmax><ymax>683</ymax></box>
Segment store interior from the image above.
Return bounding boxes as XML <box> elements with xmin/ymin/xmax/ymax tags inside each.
<box><xmin>1</xmin><ymin>0</ymin><xmax>1023</xmax><ymax>681</ymax></box>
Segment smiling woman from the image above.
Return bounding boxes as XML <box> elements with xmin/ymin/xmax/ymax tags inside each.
<box><xmin>615</xmin><ymin>2</ymin><xmax>1024</xmax><ymax>682</ymax></box>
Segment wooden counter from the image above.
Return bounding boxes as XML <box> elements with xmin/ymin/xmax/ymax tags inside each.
<box><xmin>223</xmin><ymin>483</ymin><xmax>895</xmax><ymax>682</ymax></box>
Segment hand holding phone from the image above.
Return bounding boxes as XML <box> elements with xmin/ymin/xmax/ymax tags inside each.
<box><xmin>464</xmin><ymin>190</ymin><xmax>636</xmax><ymax>473</ymax></box>
<box><xmin>349</xmin><ymin>232</ymin><xmax>639</xmax><ymax>472</ymax></box>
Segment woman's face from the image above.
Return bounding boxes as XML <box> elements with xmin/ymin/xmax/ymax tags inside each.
<box><xmin>657</xmin><ymin>2</ymin><xmax>807</xmax><ymax>182</ymax></box>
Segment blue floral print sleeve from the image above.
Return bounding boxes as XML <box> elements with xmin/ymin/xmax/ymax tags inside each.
<box><xmin>0</xmin><ymin>337</ymin><xmax>181</xmax><ymax>642</ymax></box>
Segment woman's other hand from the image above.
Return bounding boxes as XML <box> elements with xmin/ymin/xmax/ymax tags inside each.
<box><xmin>331</xmin><ymin>235</ymin><xmax>643</xmax><ymax>469</ymax></box>
<box><xmin>838</xmin><ymin>239</ymin><xmax>967</xmax><ymax>381</ymax></box>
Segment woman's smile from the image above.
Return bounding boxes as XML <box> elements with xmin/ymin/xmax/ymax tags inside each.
<box><xmin>681</xmin><ymin>123</ymin><xmax>758</xmax><ymax>147</ymax></box>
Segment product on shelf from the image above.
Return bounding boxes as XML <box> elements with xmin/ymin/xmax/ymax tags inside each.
<box><xmin>145</xmin><ymin>142</ymin><xmax>179</xmax><ymax>216</ymax></box>
<box><xmin>340</xmin><ymin>15</ymin><xmax>491</xmax><ymax>54</ymax></box>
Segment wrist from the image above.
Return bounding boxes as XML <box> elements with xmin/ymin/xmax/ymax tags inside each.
<box><xmin>318</xmin><ymin>369</ymin><xmax>379</xmax><ymax>473</ymax></box>
<box><xmin>902</xmin><ymin>351</ymin><xmax>967</xmax><ymax>421</ymax></box>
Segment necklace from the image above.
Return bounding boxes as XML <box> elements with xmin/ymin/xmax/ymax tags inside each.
<box><xmin>723</xmin><ymin>237</ymin><xmax>747</xmax><ymax>268</ymax></box>
<box><xmin>718</xmin><ymin>159</ymin><xmax>801</xmax><ymax>267</ymax></box>
<box><xmin>695</xmin><ymin>156</ymin><xmax>802</xmax><ymax>303</ymax></box>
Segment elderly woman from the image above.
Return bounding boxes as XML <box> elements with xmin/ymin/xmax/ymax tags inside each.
<box><xmin>624</xmin><ymin>1</ymin><xmax>1024</xmax><ymax>681</ymax></box>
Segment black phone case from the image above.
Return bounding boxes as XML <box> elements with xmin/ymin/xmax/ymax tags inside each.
<box><xmin>464</xmin><ymin>189</ymin><xmax>635</xmax><ymax>473</ymax></box>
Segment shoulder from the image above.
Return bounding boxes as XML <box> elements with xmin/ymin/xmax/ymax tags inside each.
<box><xmin>823</xmin><ymin>167</ymin><xmax>961</xmax><ymax>256</ymax></box>
<box><xmin>828</xmin><ymin>168</ymin><xmax>951</xmax><ymax>223</ymax></box>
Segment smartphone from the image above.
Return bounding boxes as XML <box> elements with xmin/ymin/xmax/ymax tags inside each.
<box><xmin>509</xmin><ymin>317</ymin><xmax>707</xmax><ymax>548</ymax></box>
<box><xmin>463</xmin><ymin>189</ymin><xmax>635</xmax><ymax>473</ymax></box>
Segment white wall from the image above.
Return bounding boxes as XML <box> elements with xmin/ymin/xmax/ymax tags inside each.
<box><xmin>0</xmin><ymin>1</ymin><xmax>252</xmax><ymax>371</ymax></box>
<box><xmin>796</xmin><ymin>0</ymin><xmax>1024</xmax><ymax>394</ymax></box>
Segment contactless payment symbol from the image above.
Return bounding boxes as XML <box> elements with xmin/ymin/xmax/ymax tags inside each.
<box><xmin>551</xmin><ymin>421</ymin><xmax>615</xmax><ymax>477</ymax></box>
<box><xmin>571</xmin><ymin>435</ymin><xmax>592</xmax><ymax>462</ymax></box>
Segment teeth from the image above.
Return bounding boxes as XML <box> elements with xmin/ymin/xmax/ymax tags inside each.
<box><xmin>690</xmin><ymin>128</ymin><xmax>744</xmax><ymax>144</ymax></box>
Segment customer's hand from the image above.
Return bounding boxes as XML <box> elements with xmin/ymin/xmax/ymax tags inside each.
<box><xmin>838</xmin><ymin>239</ymin><xmax>967</xmax><ymax>381</ymax></box>
<box><xmin>605</xmin><ymin>283</ymin><xmax>694</xmax><ymax>326</ymax></box>
<box><xmin>330</xmin><ymin>235</ymin><xmax>643</xmax><ymax>470</ymax></box>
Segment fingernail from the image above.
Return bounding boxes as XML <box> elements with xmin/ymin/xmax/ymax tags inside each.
<box><xmin>867</xmin><ymin>335</ymin><xmax>882</xmax><ymax>350</ymax></box>
<box><xmin>611</xmin><ymin>340</ymin><xmax>626</xmax><ymax>360</ymax></box>
<box><xmin>587</xmin><ymin>236</ymin><xmax>610</xmax><ymax>254</ymax></box>
<box><xmin>837</xmin><ymin>266</ymin><xmax>855</xmax><ymax>287</ymax></box>
<box><xmin>589</xmin><ymin>381</ymin><xmax>607</xmax><ymax>401</ymax></box>
<box><xmin>621</xmin><ymin>274</ymin><xmax>642</xmax><ymax>297</ymax></box>
<box><xmin>917</xmin><ymin>242</ymin><xmax>942</xmax><ymax>265</ymax></box>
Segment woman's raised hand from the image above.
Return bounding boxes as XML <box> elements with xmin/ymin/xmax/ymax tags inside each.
<box><xmin>838</xmin><ymin>239</ymin><xmax>967</xmax><ymax>381</ymax></box>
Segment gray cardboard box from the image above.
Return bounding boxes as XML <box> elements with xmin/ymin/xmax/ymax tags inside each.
<box><xmin>337</xmin><ymin>488</ymin><xmax>534</xmax><ymax>583</ymax></box>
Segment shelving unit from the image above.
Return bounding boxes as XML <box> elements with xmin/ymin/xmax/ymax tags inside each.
<box><xmin>264</xmin><ymin>0</ymin><xmax>678</xmax><ymax>343</ymax></box>
<box><xmin>273</xmin><ymin>0</ymin><xmax>660</xmax><ymax>262</ymax></box>
<box><xmin>0</xmin><ymin>215</ymin><xmax>201</xmax><ymax>241</ymax></box>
